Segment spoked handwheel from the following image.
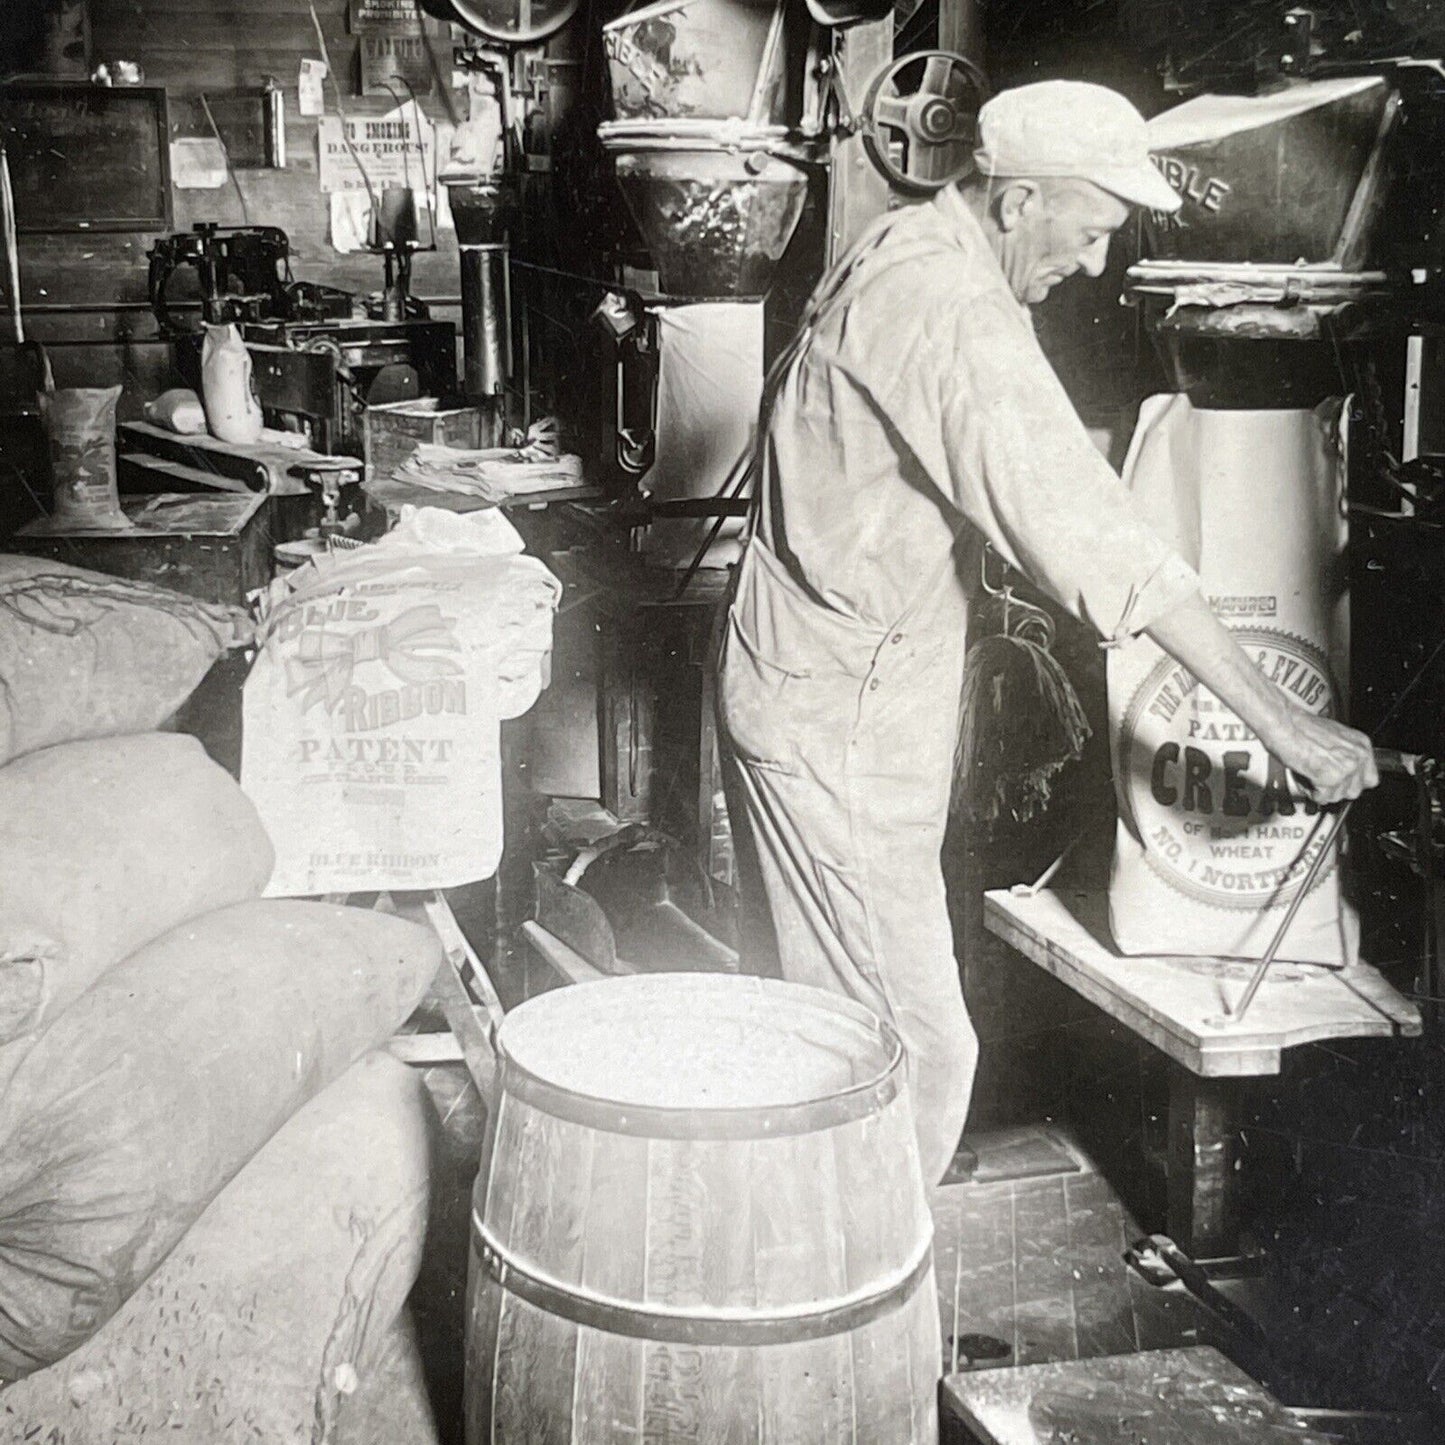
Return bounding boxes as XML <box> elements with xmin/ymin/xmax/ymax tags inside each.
<box><xmin>860</xmin><ymin>50</ymin><xmax>989</xmax><ymax>194</ymax></box>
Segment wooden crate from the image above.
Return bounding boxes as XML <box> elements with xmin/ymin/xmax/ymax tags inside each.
<box><xmin>9</xmin><ymin>491</ymin><xmax>272</xmax><ymax>607</ymax></box>
<box><xmin>363</xmin><ymin>399</ymin><xmax>486</xmax><ymax>483</ymax></box>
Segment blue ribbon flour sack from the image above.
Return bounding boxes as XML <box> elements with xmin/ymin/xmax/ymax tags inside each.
<box><xmin>1107</xmin><ymin>396</ymin><xmax>1358</xmax><ymax>966</ymax></box>
<box><xmin>241</xmin><ymin>508</ymin><xmax>559</xmax><ymax>896</ymax></box>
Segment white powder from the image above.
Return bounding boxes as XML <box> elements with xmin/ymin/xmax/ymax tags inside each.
<box><xmin>498</xmin><ymin>974</ymin><xmax>897</xmax><ymax>1110</ymax></box>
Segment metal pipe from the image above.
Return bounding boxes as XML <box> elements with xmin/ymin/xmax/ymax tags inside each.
<box><xmin>938</xmin><ymin>0</ymin><xmax>983</xmax><ymax>67</ymax></box>
<box><xmin>459</xmin><ymin>241</ymin><xmax>511</xmax><ymax>418</ymax></box>
<box><xmin>16</xmin><ymin>294</ymin><xmax>466</xmax><ymax>316</ymax></box>
<box><xmin>1229</xmin><ymin>751</ymin><xmax>1424</xmax><ymax>1021</ymax></box>
<box><xmin>1229</xmin><ymin>805</ymin><xmax>1349</xmax><ymax>1022</ymax></box>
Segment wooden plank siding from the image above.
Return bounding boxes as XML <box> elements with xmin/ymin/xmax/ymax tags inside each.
<box><xmin>13</xmin><ymin>0</ymin><xmax>466</xmax><ymax>406</ymax></box>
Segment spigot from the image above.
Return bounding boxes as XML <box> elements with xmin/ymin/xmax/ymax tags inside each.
<box><xmin>289</xmin><ymin>458</ymin><xmax>363</xmax><ymax>538</ymax></box>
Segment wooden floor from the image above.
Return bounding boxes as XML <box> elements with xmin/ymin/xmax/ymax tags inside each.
<box><xmin>930</xmin><ymin>1129</ymin><xmax>1244</xmax><ymax>1378</ymax></box>
<box><xmin>409</xmin><ymin>1081</ymin><xmax>1255</xmax><ymax>1444</ymax></box>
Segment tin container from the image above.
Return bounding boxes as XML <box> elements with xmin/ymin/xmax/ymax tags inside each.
<box><xmin>363</xmin><ymin>398</ymin><xmax>489</xmax><ymax>482</ymax></box>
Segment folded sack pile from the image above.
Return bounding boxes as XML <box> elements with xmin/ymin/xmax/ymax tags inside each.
<box><xmin>0</xmin><ymin>557</ymin><xmax>443</xmax><ymax>1402</ymax></box>
<box><xmin>391</xmin><ymin>439</ymin><xmax>584</xmax><ymax>501</ymax></box>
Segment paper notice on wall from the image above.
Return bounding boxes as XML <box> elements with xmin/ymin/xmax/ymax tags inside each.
<box><xmin>330</xmin><ymin>190</ymin><xmax>373</xmax><ymax>254</ymax></box>
<box><xmin>318</xmin><ymin>105</ymin><xmax>438</xmax><ymax>194</ymax></box>
<box><xmin>242</xmin><ymin>508</ymin><xmax>561</xmax><ymax>896</ymax></box>
<box><xmin>169</xmin><ymin>138</ymin><xmax>227</xmax><ymax>189</ymax></box>
<box><xmin>326</xmin><ymin>135</ymin><xmax>453</xmax><ymax>253</ymax></box>
<box><xmin>350</xmin><ymin>0</ymin><xmax>426</xmax><ymax>32</ymax></box>
<box><xmin>299</xmin><ymin>59</ymin><xmax>328</xmax><ymax>117</ymax></box>
<box><xmin>359</xmin><ymin>33</ymin><xmax>436</xmax><ymax>96</ymax></box>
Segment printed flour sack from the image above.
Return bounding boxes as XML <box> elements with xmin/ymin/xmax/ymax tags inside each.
<box><xmin>242</xmin><ymin>507</ymin><xmax>560</xmax><ymax>896</ymax></box>
<box><xmin>1107</xmin><ymin>395</ymin><xmax>1358</xmax><ymax>965</ymax></box>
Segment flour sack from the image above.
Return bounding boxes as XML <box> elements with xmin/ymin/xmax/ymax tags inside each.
<box><xmin>1107</xmin><ymin>395</ymin><xmax>1358</xmax><ymax>965</ymax></box>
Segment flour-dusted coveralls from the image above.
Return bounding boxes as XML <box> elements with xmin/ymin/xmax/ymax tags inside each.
<box><xmin>718</xmin><ymin>186</ymin><xmax>1202</xmax><ymax>1185</ymax></box>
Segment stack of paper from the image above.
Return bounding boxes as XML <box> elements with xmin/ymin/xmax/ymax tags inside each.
<box><xmin>393</xmin><ymin>442</ymin><xmax>584</xmax><ymax>502</ymax></box>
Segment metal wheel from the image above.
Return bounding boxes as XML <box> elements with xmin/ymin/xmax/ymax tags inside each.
<box><xmin>860</xmin><ymin>49</ymin><xmax>989</xmax><ymax>194</ymax></box>
<box><xmin>418</xmin><ymin>0</ymin><xmax>580</xmax><ymax>47</ymax></box>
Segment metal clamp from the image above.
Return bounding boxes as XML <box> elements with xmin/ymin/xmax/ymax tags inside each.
<box><xmin>474</xmin><ymin>1215</ymin><xmax>935</xmax><ymax>1346</ymax></box>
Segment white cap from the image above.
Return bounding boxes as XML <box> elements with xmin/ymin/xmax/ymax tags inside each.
<box><xmin>973</xmin><ymin>80</ymin><xmax>1183</xmax><ymax>214</ymax></box>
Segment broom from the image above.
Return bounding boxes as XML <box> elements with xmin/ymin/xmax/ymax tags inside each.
<box><xmin>953</xmin><ymin>588</ymin><xmax>1091</xmax><ymax>827</ymax></box>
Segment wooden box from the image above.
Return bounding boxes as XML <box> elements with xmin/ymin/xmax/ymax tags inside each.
<box><xmin>9</xmin><ymin>491</ymin><xmax>272</xmax><ymax>607</ymax></box>
<box><xmin>363</xmin><ymin>399</ymin><xmax>487</xmax><ymax>483</ymax></box>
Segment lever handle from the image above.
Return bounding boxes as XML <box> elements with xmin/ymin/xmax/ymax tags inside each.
<box><xmin>1375</xmin><ymin>747</ymin><xmax>1426</xmax><ymax>778</ymax></box>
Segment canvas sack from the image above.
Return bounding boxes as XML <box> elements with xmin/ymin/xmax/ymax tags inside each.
<box><xmin>0</xmin><ymin>733</ymin><xmax>274</xmax><ymax>1043</ymax></box>
<box><xmin>242</xmin><ymin>507</ymin><xmax>559</xmax><ymax>895</ymax></box>
<box><xmin>0</xmin><ymin>899</ymin><xmax>441</xmax><ymax>1380</ymax></box>
<box><xmin>0</xmin><ymin>555</ymin><xmax>245</xmax><ymax>767</ymax></box>
<box><xmin>1107</xmin><ymin>395</ymin><xmax>1358</xmax><ymax>965</ymax></box>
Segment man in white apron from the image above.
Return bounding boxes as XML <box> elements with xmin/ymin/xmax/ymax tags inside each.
<box><xmin>718</xmin><ymin>80</ymin><xmax>1379</xmax><ymax>1186</ymax></box>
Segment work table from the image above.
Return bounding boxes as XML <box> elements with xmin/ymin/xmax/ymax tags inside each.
<box><xmin>984</xmin><ymin>886</ymin><xmax>1422</xmax><ymax>1262</ymax></box>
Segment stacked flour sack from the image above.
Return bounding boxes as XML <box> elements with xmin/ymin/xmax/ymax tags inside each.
<box><xmin>0</xmin><ymin>556</ymin><xmax>443</xmax><ymax>1431</ymax></box>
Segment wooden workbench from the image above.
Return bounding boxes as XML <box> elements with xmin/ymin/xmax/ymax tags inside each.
<box><xmin>983</xmin><ymin>887</ymin><xmax>1422</xmax><ymax>1260</ymax></box>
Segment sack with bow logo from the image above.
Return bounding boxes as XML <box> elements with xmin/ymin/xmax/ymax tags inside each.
<box><xmin>241</xmin><ymin>508</ymin><xmax>561</xmax><ymax>895</ymax></box>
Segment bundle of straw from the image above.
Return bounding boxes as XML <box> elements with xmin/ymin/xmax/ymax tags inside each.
<box><xmin>954</xmin><ymin>591</ymin><xmax>1090</xmax><ymax>826</ymax></box>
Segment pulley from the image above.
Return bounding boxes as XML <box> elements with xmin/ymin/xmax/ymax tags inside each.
<box><xmin>417</xmin><ymin>0</ymin><xmax>578</xmax><ymax>47</ymax></box>
<box><xmin>859</xmin><ymin>50</ymin><xmax>988</xmax><ymax>194</ymax></box>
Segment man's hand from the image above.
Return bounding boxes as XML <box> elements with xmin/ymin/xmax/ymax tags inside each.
<box><xmin>1146</xmin><ymin>595</ymin><xmax>1380</xmax><ymax>806</ymax></box>
<box><xmin>1258</xmin><ymin>709</ymin><xmax>1378</xmax><ymax>806</ymax></box>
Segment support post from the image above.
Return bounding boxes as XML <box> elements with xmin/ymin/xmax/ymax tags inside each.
<box><xmin>1166</xmin><ymin>1066</ymin><xmax>1240</xmax><ymax>1261</ymax></box>
<box><xmin>938</xmin><ymin>0</ymin><xmax>984</xmax><ymax>67</ymax></box>
<box><xmin>826</xmin><ymin>20</ymin><xmax>894</xmax><ymax>265</ymax></box>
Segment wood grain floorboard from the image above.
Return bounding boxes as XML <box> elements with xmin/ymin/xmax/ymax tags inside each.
<box><xmin>1012</xmin><ymin>1177</ymin><xmax>1081</xmax><ymax>1366</ymax></box>
<box><xmin>931</xmin><ymin>1128</ymin><xmax>1224</xmax><ymax>1384</ymax></box>
<box><xmin>928</xmin><ymin>1191</ymin><xmax>965</xmax><ymax>1374</ymax></box>
<box><xmin>1065</xmin><ymin>1171</ymin><xmax>1140</xmax><ymax>1359</ymax></box>
<box><xmin>950</xmin><ymin>1181</ymin><xmax>1020</xmax><ymax>1365</ymax></box>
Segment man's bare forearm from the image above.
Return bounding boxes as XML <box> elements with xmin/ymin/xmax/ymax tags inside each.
<box><xmin>1144</xmin><ymin>593</ymin><xmax>1292</xmax><ymax>749</ymax></box>
<box><xmin>1143</xmin><ymin>592</ymin><xmax>1377</xmax><ymax>803</ymax></box>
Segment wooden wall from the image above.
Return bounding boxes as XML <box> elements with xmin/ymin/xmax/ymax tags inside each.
<box><xmin>13</xmin><ymin>0</ymin><xmax>466</xmax><ymax>411</ymax></box>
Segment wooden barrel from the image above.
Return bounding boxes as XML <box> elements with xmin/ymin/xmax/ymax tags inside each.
<box><xmin>464</xmin><ymin>973</ymin><xmax>940</xmax><ymax>1444</ymax></box>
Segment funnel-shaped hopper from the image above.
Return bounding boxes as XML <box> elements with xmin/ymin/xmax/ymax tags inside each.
<box><xmin>602</xmin><ymin>0</ymin><xmax>788</xmax><ymax>126</ymax></box>
<box><xmin>601</xmin><ymin>122</ymin><xmax>809</xmax><ymax>299</ymax></box>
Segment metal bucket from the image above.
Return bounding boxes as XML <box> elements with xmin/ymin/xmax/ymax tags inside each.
<box><xmin>599</xmin><ymin>121</ymin><xmax>809</xmax><ymax>298</ymax></box>
<box><xmin>444</xmin><ymin>180</ymin><xmax>517</xmax><ymax>248</ymax></box>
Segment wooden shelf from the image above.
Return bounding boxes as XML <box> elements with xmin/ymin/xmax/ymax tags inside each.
<box><xmin>984</xmin><ymin>888</ymin><xmax>1421</xmax><ymax>1079</ymax></box>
